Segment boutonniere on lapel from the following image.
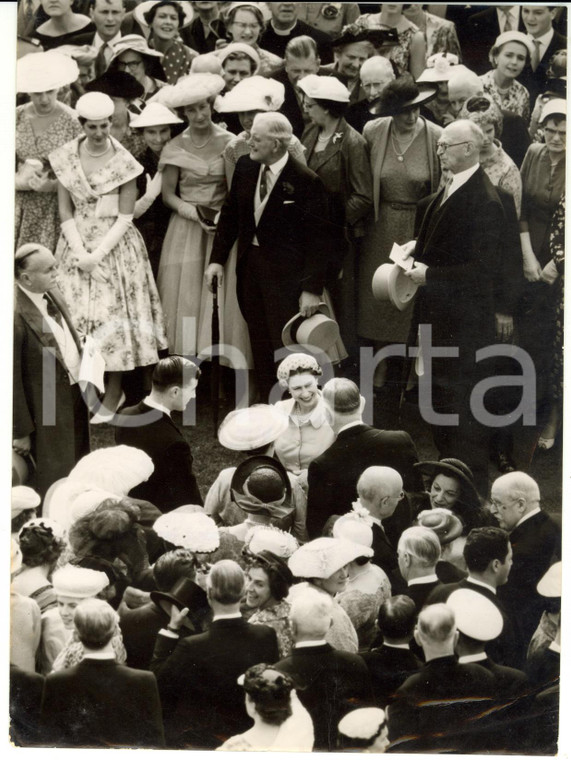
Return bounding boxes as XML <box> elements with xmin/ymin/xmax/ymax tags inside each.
<box><xmin>332</xmin><ymin>132</ymin><xmax>343</xmax><ymax>145</ymax></box>
<box><xmin>281</xmin><ymin>181</ymin><xmax>295</xmax><ymax>196</ymax></box>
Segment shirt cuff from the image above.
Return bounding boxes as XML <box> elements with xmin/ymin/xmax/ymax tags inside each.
<box><xmin>159</xmin><ymin>628</ymin><xmax>180</xmax><ymax>639</ymax></box>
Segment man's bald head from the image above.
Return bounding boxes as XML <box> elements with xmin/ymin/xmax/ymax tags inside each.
<box><xmin>438</xmin><ymin>119</ymin><xmax>484</xmax><ymax>174</ymax></box>
<box><xmin>358</xmin><ymin>466</ymin><xmax>402</xmax><ymax>502</ymax></box>
<box><xmin>448</xmin><ymin>68</ymin><xmax>483</xmax><ymax>116</ymax></box>
<box><xmin>490</xmin><ymin>472</ymin><xmax>541</xmax><ymax>531</ymax></box>
<box><xmin>417</xmin><ymin>603</ymin><xmax>456</xmax><ymax>644</ymax></box>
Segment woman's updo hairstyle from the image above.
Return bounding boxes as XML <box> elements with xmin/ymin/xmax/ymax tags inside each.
<box><xmin>459</xmin><ymin>94</ymin><xmax>503</xmax><ymax>139</ymax></box>
<box><xmin>18</xmin><ymin>521</ymin><xmax>66</xmax><ymax>569</ymax></box>
<box><xmin>242</xmin><ymin>663</ymin><xmax>294</xmax><ymax>725</ymax></box>
<box><xmin>276</xmin><ymin>352</ymin><xmax>322</xmax><ymax>389</ymax></box>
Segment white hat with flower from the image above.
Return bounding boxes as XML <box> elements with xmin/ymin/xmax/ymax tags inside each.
<box><xmin>153</xmin><ymin>511</ymin><xmax>220</xmax><ymax>553</ymax></box>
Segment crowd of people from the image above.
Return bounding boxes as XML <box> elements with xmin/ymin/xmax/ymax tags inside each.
<box><xmin>11</xmin><ymin>0</ymin><xmax>565</xmax><ymax>752</ymax></box>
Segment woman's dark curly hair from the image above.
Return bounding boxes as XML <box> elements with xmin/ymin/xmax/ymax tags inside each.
<box><xmin>247</xmin><ymin>551</ymin><xmax>294</xmax><ymax>603</ymax></box>
<box><xmin>18</xmin><ymin>522</ymin><xmax>66</xmax><ymax>570</ymax></box>
<box><xmin>242</xmin><ymin>663</ymin><xmax>294</xmax><ymax>726</ymax></box>
<box><xmin>144</xmin><ymin>0</ymin><xmax>186</xmax><ymax>28</ymax></box>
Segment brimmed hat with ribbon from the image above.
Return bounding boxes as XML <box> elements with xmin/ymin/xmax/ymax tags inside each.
<box><xmin>415</xmin><ymin>508</ymin><xmax>464</xmax><ymax>545</ymax></box>
<box><xmin>130</xmin><ymin>101</ymin><xmax>184</xmax><ymax>128</ymax></box>
<box><xmin>150</xmin><ymin>577</ymin><xmax>208</xmax><ymax>629</ymax></box>
<box><xmin>297</xmin><ymin>74</ymin><xmax>350</xmax><ymax>102</ymax></box>
<box><xmin>372</xmin><ymin>263</ymin><xmax>419</xmax><ymax>311</ymax></box>
<box><xmin>153</xmin><ymin>511</ymin><xmax>220</xmax><ymax>553</ymax></box>
<box><xmin>282</xmin><ymin>302</ymin><xmax>340</xmax><ymax>353</ymax></box>
<box><xmin>17</xmin><ymin>51</ymin><xmax>79</xmax><ymax>93</ymax></box>
<box><xmin>414</xmin><ymin>458</ymin><xmax>481</xmax><ymax>504</ymax></box>
<box><xmin>447</xmin><ymin>588</ymin><xmax>504</xmax><ymax>641</ymax></box>
<box><xmin>85</xmin><ymin>70</ymin><xmax>145</xmax><ymax>101</ymax></box>
<box><xmin>215</xmin><ymin>74</ymin><xmax>283</xmax><ymax>113</ymax></box>
<box><xmin>231</xmin><ymin>456</ymin><xmax>292</xmax><ymax>519</ymax></box>
<box><xmin>288</xmin><ymin>537</ymin><xmax>373</xmax><ymax>580</ymax></box>
<box><xmin>417</xmin><ymin>53</ymin><xmax>461</xmax><ymax>84</ymax></box>
<box><xmin>107</xmin><ymin>34</ymin><xmax>166</xmax><ymax>81</ymax></box>
<box><xmin>218</xmin><ymin>405</ymin><xmax>289</xmax><ymax>451</ymax></box>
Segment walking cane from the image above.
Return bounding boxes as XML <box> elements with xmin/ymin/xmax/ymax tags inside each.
<box><xmin>211</xmin><ymin>275</ymin><xmax>221</xmax><ymax>435</ymax></box>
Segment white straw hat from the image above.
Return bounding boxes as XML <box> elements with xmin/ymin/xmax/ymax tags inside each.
<box><xmin>130</xmin><ymin>101</ymin><xmax>184</xmax><ymax>128</ymax></box>
<box><xmin>17</xmin><ymin>51</ymin><xmax>79</xmax><ymax>93</ymax></box>
<box><xmin>52</xmin><ymin>565</ymin><xmax>109</xmax><ymax>598</ymax></box>
<box><xmin>216</xmin><ymin>75</ymin><xmax>284</xmax><ymax>113</ymax></box>
<box><xmin>297</xmin><ymin>74</ymin><xmax>350</xmax><ymax>102</ymax></box>
<box><xmin>288</xmin><ymin>537</ymin><xmax>373</xmax><ymax>579</ymax></box>
<box><xmin>153</xmin><ymin>511</ymin><xmax>220</xmax><ymax>553</ymax></box>
<box><xmin>218</xmin><ymin>405</ymin><xmax>289</xmax><ymax>451</ymax></box>
<box><xmin>157</xmin><ymin>72</ymin><xmax>225</xmax><ymax>108</ymax></box>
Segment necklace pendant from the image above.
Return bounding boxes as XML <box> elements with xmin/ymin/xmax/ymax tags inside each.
<box><xmin>398</xmin><ymin>155</ymin><xmax>404</xmax><ymax>162</ymax></box>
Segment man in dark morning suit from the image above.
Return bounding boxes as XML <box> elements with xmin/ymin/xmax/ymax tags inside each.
<box><xmin>428</xmin><ymin>526</ymin><xmax>519</xmax><ymax>669</ymax></box>
<box><xmin>490</xmin><ymin>472</ymin><xmax>561</xmax><ymax>668</ymax></box>
<box><xmin>114</xmin><ymin>356</ymin><xmax>203</xmax><ymax>512</ymax></box>
<box><xmin>10</xmin><ymin>664</ymin><xmax>44</xmax><ymax>746</ymax></box>
<box><xmin>306</xmin><ymin>378</ymin><xmax>422</xmax><ymax>539</ymax></box>
<box><xmin>463</xmin><ymin>5</ymin><xmax>526</xmax><ymax>75</ymax></box>
<box><xmin>518</xmin><ymin>6</ymin><xmax>567</xmax><ymax>108</ymax></box>
<box><xmin>151</xmin><ymin>560</ymin><xmax>279</xmax><ymax>749</ymax></box>
<box><xmin>274</xmin><ymin>585</ymin><xmax>373</xmax><ymax>752</ymax></box>
<box><xmin>354</xmin><ymin>466</ymin><xmax>407</xmax><ymax>593</ymax></box>
<box><xmin>13</xmin><ymin>245</ymin><xmax>89</xmax><ymax>499</ymax></box>
<box><xmin>404</xmin><ymin>120</ymin><xmax>504</xmax><ymax>495</ymax></box>
<box><xmin>387</xmin><ymin>603</ymin><xmax>495</xmax><ymax>753</ymax></box>
<box><xmin>260</xmin><ymin>3</ymin><xmax>332</xmax><ymax>62</ymax></box>
<box><xmin>363</xmin><ymin>596</ymin><xmax>422</xmax><ymax>708</ymax></box>
<box><xmin>40</xmin><ymin>599</ymin><xmax>164</xmax><ymax>748</ymax></box>
<box><xmin>206</xmin><ymin>112</ymin><xmax>330</xmax><ymax>399</ymax></box>
<box><xmin>275</xmin><ymin>35</ymin><xmax>321</xmax><ymax>137</ymax></box>
<box><xmin>397</xmin><ymin>527</ymin><xmax>443</xmax><ymax>612</ymax></box>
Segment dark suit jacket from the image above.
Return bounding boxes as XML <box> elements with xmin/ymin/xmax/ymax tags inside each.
<box><xmin>480</xmin><ymin>656</ymin><xmax>528</xmax><ymax>698</ymax></box>
<box><xmin>497</xmin><ymin>512</ymin><xmax>561</xmax><ymax>664</ymax></box>
<box><xmin>275</xmin><ymin>643</ymin><xmax>372</xmax><ymax>751</ymax></box>
<box><xmin>210</xmin><ymin>154</ymin><xmax>330</xmax><ymax>297</ymax></box>
<box><xmin>463</xmin><ymin>7</ymin><xmax>526</xmax><ymax>74</ymax></box>
<box><xmin>10</xmin><ymin>665</ymin><xmax>44</xmax><ymax>747</ymax></box>
<box><xmin>151</xmin><ymin>618</ymin><xmax>279</xmax><ymax>748</ymax></box>
<box><xmin>180</xmin><ymin>16</ymin><xmax>226</xmax><ymax>53</ymax></box>
<box><xmin>518</xmin><ymin>30</ymin><xmax>568</xmax><ymax>107</ymax></box>
<box><xmin>388</xmin><ymin>655</ymin><xmax>496</xmax><ymax>752</ymax></box>
<box><xmin>428</xmin><ymin>578</ymin><xmax>520</xmax><ymax>669</ymax></box>
<box><xmin>371</xmin><ymin>522</ymin><xmax>406</xmax><ymax>593</ymax></box>
<box><xmin>501</xmin><ymin>110</ymin><xmax>532</xmax><ymax>169</ymax></box>
<box><xmin>306</xmin><ymin>424</ymin><xmax>422</xmax><ymax>538</ymax></box>
<box><xmin>114</xmin><ymin>401</ymin><xmax>202</xmax><ymax>512</ymax></box>
<box><xmin>275</xmin><ymin>69</ymin><xmax>307</xmax><ymax>138</ymax></box>
<box><xmin>13</xmin><ymin>286</ymin><xmax>89</xmax><ymax>496</ymax></box>
<box><xmin>405</xmin><ymin>578</ymin><xmax>442</xmax><ymax>612</ymax></box>
<box><xmin>411</xmin><ymin>167</ymin><xmax>504</xmax><ymax>389</ymax></box>
<box><xmin>362</xmin><ymin>644</ymin><xmax>422</xmax><ymax>708</ymax></box>
<box><xmin>260</xmin><ymin>19</ymin><xmax>332</xmax><ymax>61</ymax></box>
<box><xmin>40</xmin><ymin>659</ymin><xmax>164</xmax><ymax>748</ymax></box>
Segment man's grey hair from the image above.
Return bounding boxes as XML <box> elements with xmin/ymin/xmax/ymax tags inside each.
<box><xmin>357</xmin><ymin>466</ymin><xmax>403</xmax><ymax>502</ymax></box>
<box><xmin>493</xmin><ymin>471</ymin><xmax>541</xmax><ymax>504</ymax></box>
<box><xmin>253</xmin><ymin>112</ymin><xmax>293</xmax><ymax>148</ymax></box>
<box><xmin>449</xmin><ymin>119</ymin><xmax>485</xmax><ymax>151</ymax></box>
<box><xmin>360</xmin><ymin>55</ymin><xmax>395</xmax><ymax>81</ymax></box>
<box><xmin>398</xmin><ymin>526</ymin><xmax>441</xmax><ymax>567</ymax></box>
<box><xmin>289</xmin><ymin>587</ymin><xmax>333</xmax><ymax>638</ymax></box>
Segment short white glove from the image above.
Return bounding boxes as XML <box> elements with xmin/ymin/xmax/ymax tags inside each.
<box><xmin>540</xmin><ymin>259</ymin><xmax>559</xmax><ymax>285</ymax></box>
<box><xmin>61</xmin><ymin>218</ymin><xmax>88</xmax><ymax>258</ymax></box>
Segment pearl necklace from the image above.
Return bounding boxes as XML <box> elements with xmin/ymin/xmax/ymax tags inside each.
<box><xmin>189</xmin><ymin>130</ymin><xmax>213</xmax><ymax>149</ymax></box>
<box><xmin>84</xmin><ymin>139</ymin><xmax>111</xmax><ymax>158</ymax></box>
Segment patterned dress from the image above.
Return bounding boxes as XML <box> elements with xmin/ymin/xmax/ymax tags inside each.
<box><xmin>480</xmin><ymin>70</ymin><xmax>531</xmax><ymax>122</ymax></box>
<box><xmin>150</xmin><ymin>38</ymin><xmax>197</xmax><ymax>84</ymax></box>
<box><xmin>49</xmin><ymin>136</ymin><xmax>168</xmax><ymax>371</ymax></box>
<box><xmin>336</xmin><ymin>563</ymin><xmax>391</xmax><ymax>650</ymax></box>
<box><xmin>249</xmin><ymin>599</ymin><xmax>294</xmax><ymax>658</ymax></box>
<box><xmin>354</xmin><ymin>14</ymin><xmax>421</xmax><ymax>77</ymax></box>
<box><xmin>547</xmin><ymin>195</ymin><xmax>564</xmax><ymax>404</ymax></box>
<box><xmin>15</xmin><ymin>103</ymin><xmax>82</xmax><ymax>252</ymax></box>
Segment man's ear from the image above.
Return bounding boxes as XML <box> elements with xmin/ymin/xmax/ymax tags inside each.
<box><xmin>359</xmin><ymin>395</ymin><xmax>366</xmax><ymax>415</ymax></box>
<box><xmin>413</xmin><ymin>625</ymin><xmax>421</xmax><ymax>647</ymax></box>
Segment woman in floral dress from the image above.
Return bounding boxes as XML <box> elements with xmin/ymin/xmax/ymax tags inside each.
<box><xmin>15</xmin><ymin>52</ymin><xmax>82</xmax><ymax>252</ymax></box>
<box><xmin>49</xmin><ymin>92</ymin><xmax>167</xmax><ymax>421</ymax></box>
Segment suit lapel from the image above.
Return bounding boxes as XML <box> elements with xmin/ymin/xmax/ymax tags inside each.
<box><xmin>306</xmin><ymin>120</ymin><xmax>345</xmax><ymax>173</ymax></box>
<box><xmin>15</xmin><ymin>287</ymin><xmax>66</xmax><ymax>367</ymax></box>
<box><xmin>49</xmin><ymin>287</ymin><xmax>83</xmax><ymax>353</ymax></box>
<box><xmin>257</xmin><ymin>156</ymin><xmax>294</xmax><ymax>226</ymax></box>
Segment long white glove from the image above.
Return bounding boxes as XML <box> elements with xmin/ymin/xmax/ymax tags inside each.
<box><xmin>61</xmin><ymin>218</ymin><xmax>88</xmax><ymax>258</ymax></box>
<box><xmin>134</xmin><ymin>172</ymin><xmax>163</xmax><ymax>218</ymax></box>
<box><xmin>520</xmin><ymin>231</ymin><xmax>541</xmax><ymax>282</ymax></box>
<box><xmin>91</xmin><ymin>213</ymin><xmax>133</xmax><ymax>259</ymax></box>
<box><xmin>172</xmin><ymin>198</ymin><xmax>199</xmax><ymax>221</ymax></box>
<box><xmin>540</xmin><ymin>259</ymin><xmax>559</xmax><ymax>285</ymax></box>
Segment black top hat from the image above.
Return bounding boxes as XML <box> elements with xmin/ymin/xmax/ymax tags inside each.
<box><xmin>151</xmin><ymin>577</ymin><xmax>209</xmax><ymax>629</ymax></box>
<box><xmin>85</xmin><ymin>70</ymin><xmax>145</xmax><ymax>101</ymax></box>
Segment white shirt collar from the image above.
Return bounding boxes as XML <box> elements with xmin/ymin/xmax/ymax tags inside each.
<box><xmin>143</xmin><ymin>395</ymin><xmax>172</xmax><ymax>417</ymax></box>
<box><xmin>213</xmin><ymin>612</ymin><xmax>242</xmax><ymax>621</ymax></box>
<box><xmin>93</xmin><ymin>31</ymin><xmax>122</xmax><ymax>50</ymax></box>
<box><xmin>528</xmin><ymin>27</ymin><xmax>554</xmax><ymax>49</ymax></box>
<box><xmin>295</xmin><ymin>639</ymin><xmax>327</xmax><ymax>649</ymax></box>
<box><xmin>496</xmin><ymin>7</ymin><xmax>519</xmax><ymax>30</ymax></box>
<box><xmin>263</xmin><ymin>151</ymin><xmax>289</xmax><ymax>177</ymax></box>
<box><xmin>447</xmin><ymin>163</ymin><xmax>479</xmax><ymax>198</ymax></box>
<box><xmin>549</xmin><ymin>640</ymin><xmax>561</xmax><ymax>655</ymax></box>
<box><xmin>408</xmin><ymin>573</ymin><xmax>438</xmax><ymax>586</ymax></box>
<box><xmin>467</xmin><ymin>576</ymin><xmax>497</xmax><ymax>595</ymax></box>
<box><xmin>83</xmin><ymin>652</ymin><xmax>116</xmax><ymax>660</ymax></box>
<box><xmin>338</xmin><ymin>420</ymin><xmax>363</xmax><ymax>434</ymax></box>
<box><xmin>514</xmin><ymin>505</ymin><xmax>541</xmax><ymax>529</ymax></box>
<box><xmin>368</xmin><ymin>515</ymin><xmax>383</xmax><ymax>529</ymax></box>
<box><xmin>383</xmin><ymin>642</ymin><xmax>410</xmax><ymax>650</ymax></box>
<box><xmin>270</xmin><ymin>19</ymin><xmax>297</xmax><ymax>35</ymax></box>
<box><xmin>18</xmin><ymin>284</ymin><xmax>47</xmax><ymax>310</ymax></box>
<box><xmin>458</xmin><ymin>653</ymin><xmax>487</xmax><ymax>664</ymax></box>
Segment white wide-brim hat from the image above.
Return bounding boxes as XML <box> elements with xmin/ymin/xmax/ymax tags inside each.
<box><xmin>17</xmin><ymin>51</ymin><xmax>79</xmax><ymax>93</ymax></box>
<box><xmin>218</xmin><ymin>404</ymin><xmax>289</xmax><ymax>450</ymax></box>
<box><xmin>417</xmin><ymin>57</ymin><xmax>464</xmax><ymax>84</ymax></box>
<box><xmin>288</xmin><ymin>537</ymin><xmax>373</xmax><ymax>579</ymax></box>
<box><xmin>12</xmin><ymin>485</ymin><xmax>41</xmax><ymax>518</ymax></box>
<box><xmin>372</xmin><ymin>263</ymin><xmax>418</xmax><ymax>311</ymax></box>
<box><xmin>216</xmin><ymin>75</ymin><xmax>283</xmax><ymax>113</ymax></box>
<box><xmin>130</xmin><ymin>101</ymin><xmax>184</xmax><ymax>128</ymax></box>
<box><xmin>537</xmin><ymin>561</ymin><xmax>562</xmax><ymax>598</ymax></box>
<box><xmin>157</xmin><ymin>72</ymin><xmax>225</xmax><ymax>108</ymax></box>
<box><xmin>297</xmin><ymin>73</ymin><xmax>350</xmax><ymax>102</ymax></box>
<box><xmin>134</xmin><ymin>0</ymin><xmax>194</xmax><ymax>31</ymax></box>
<box><xmin>447</xmin><ymin>588</ymin><xmax>503</xmax><ymax>641</ymax></box>
<box><xmin>153</xmin><ymin>511</ymin><xmax>220</xmax><ymax>552</ymax></box>
<box><xmin>281</xmin><ymin>303</ymin><xmax>340</xmax><ymax>353</ymax></box>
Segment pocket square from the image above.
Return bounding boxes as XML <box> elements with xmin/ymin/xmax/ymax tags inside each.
<box><xmin>284</xmin><ymin>200</ymin><xmax>295</xmax><ymax>205</ymax></box>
